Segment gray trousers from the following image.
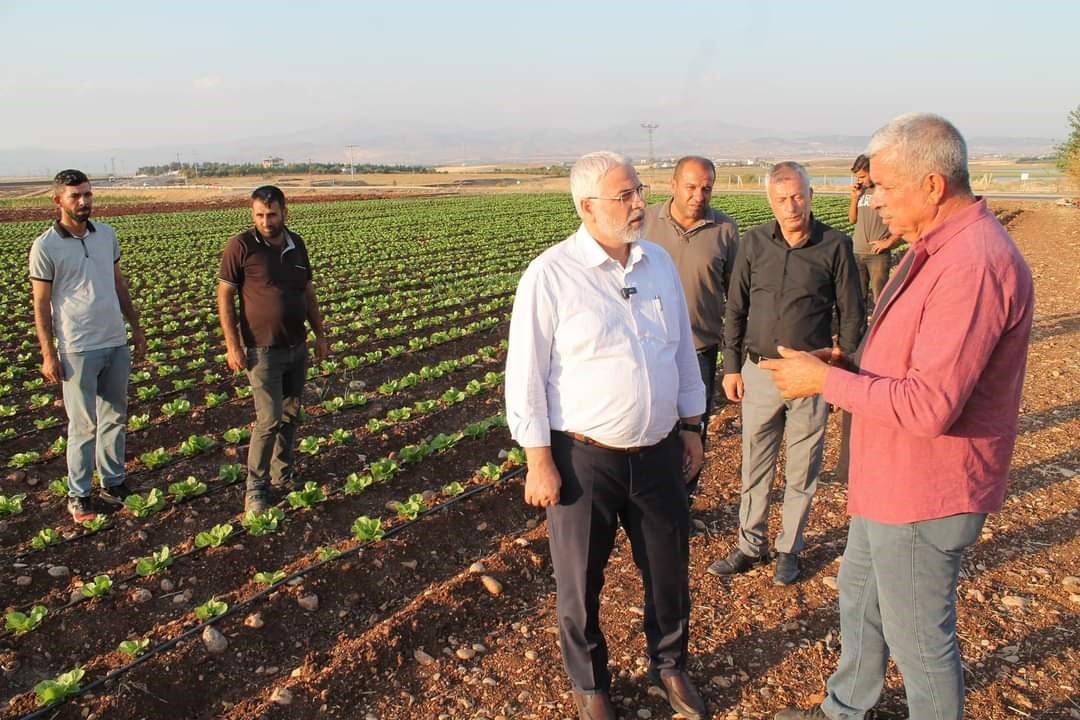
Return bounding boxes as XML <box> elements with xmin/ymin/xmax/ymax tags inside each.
<box><xmin>60</xmin><ymin>345</ymin><xmax>130</xmax><ymax>496</ymax></box>
<box><xmin>737</xmin><ymin>357</ymin><xmax>828</xmax><ymax>556</ymax></box>
<box><xmin>245</xmin><ymin>345</ymin><xmax>306</xmax><ymax>495</ymax></box>
<box><xmin>821</xmin><ymin>513</ymin><xmax>986</xmax><ymax>720</ymax></box>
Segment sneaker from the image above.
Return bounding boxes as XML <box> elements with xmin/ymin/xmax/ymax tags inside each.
<box><xmin>244</xmin><ymin>492</ymin><xmax>269</xmax><ymax>516</ymax></box>
<box><xmin>99</xmin><ymin>482</ymin><xmax>135</xmax><ymax>505</ymax></box>
<box><xmin>773</xmin><ymin>552</ymin><xmax>801</xmax><ymax>586</ymax></box>
<box><xmin>775</xmin><ymin>707</ymin><xmax>829</xmax><ymax>719</ymax></box>
<box><xmin>707</xmin><ymin>548</ymin><xmax>769</xmax><ymax>576</ymax></box>
<box><xmin>68</xmin><ymin>496</ymin><xmax>97</xmax><ymax>523</ymax></box>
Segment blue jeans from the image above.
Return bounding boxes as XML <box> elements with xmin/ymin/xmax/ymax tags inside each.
<box><xmin>821</xmin><ymin>513</ymin><xmax>986</xmax><ymax>720</ymax></box>
<box><xmin>60</xmin><ymin>345</ymin><xmax>131</xmax><ymax>497</ymax></box>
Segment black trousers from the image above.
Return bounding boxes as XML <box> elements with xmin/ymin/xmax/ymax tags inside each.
<box><xmin>546</xmin><ymin>428</ymin><xmax>691</xmax><ymax>693</ymax></box>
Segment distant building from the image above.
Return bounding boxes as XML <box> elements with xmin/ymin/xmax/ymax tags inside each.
<box><xmin>261</xmin><ymin>156</ymin><xmax>285</xmax><ymax>169</ymax></box>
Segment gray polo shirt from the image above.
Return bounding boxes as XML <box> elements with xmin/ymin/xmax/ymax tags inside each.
<box><xmin>852</xmin><ymin>188</ymin><xmax>890</xmax><ymax>254</ymax></box>
<box><xmin>643</xmin><ymin>199</ymin><xmax>740</xmax><ymax>350</ymax></box>
<box><xmin>28</xmin><ymin>220</ymin><xmax>127</xmax><ymax>353</ymax></box>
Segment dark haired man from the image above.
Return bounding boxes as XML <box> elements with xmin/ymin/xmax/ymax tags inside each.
<box><xmin>29</xmin><ymin>169</ymin><xmax>147</xmax><ymax>522</ymax></box>
<box><xmin>218</xmin><ymin>186</ymin><xmax>328</xmax><ymax>515</ymax></box>
<box><xmin>848</xmin><ymin>154</ymin><xmax>901</xmax><ymax>313</ymax></box>
<box><xmin>643</xmin><ymin>156</ymin><xmax>739</xmax><ymax>493</ymax></box>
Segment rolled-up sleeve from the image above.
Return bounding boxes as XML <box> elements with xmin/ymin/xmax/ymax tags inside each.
<box><xmin>505</xmin><ymin>262</ymin><xmax>555</xmax><ymax>448</ymax></box>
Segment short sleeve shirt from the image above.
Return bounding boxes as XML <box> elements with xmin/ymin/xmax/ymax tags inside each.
<box><xmin>852</xmin><ymin>188</ymin><xmax>890</xmax><ymax>254</ymax></box>
<box><xmin>28</xmin><ymin>221</ymin><xmax>127</xmax><ymax>353</ymax></box>
<box><xmin>219</xmin><ymin>229</ymin><xmax>313</xmax><ymax>348</ymax></box>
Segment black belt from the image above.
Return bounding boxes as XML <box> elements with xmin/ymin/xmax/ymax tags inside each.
<box><xmin>746</xmin><ymin>350</ymin><xmax>777</xmax><ymax>364</ymax></box>
<box><xmin>556</xmin><ymin>424</ymin><xmax>678</xmax><ymax>455</ymax></box>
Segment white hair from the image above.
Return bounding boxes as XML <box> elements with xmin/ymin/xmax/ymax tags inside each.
<box><xmin>765</xmin><ymin>161</ymin><xmax>811</xmax><ymax>193</ymax></box>
<box><xmin>570</xmin><ymin>151</ymin><xmax>632</xmax><ymax>219</ymax></box>
<box><xmin>866</xmin><ymin>112</ymin><xmax>970</xmax><ymax>191</ymax></box>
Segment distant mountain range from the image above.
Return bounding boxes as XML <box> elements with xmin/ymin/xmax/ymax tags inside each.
<box><xmin>0</xmin><ymin>123</ymin><xmax>1059</xmax><ymax>177</ymax></box>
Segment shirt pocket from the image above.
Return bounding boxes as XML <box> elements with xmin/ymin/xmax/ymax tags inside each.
<box><xmin>637</xmin><ymin>292</ymin><xmax>681</xmax><ymax>346</ymax></box>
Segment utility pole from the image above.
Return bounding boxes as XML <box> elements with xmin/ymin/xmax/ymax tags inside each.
<box><xmin>345</xmin><ymin>145</ymin><xmax>357</xmax><ymax>176</ymax></box>
<box><xmin>640</xmin><ymin>122</ymin><xmax>659</xmax><ymax>166</ymax></box>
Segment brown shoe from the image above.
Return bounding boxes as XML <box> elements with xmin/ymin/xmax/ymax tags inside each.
<box><xmin>649</xmin><ymin>669</ymin><xmax>706</xmax><ymax>720</ymax></box>
<box><xmin>573</xmin><ymin>691</ymin><xmax>616</xmax><ymax>720</ymax></box>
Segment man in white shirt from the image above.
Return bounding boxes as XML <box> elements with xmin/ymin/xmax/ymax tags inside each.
<box><xmin>505</xmin><ymin>152</ymin><xmax>708</xmax><ymax>720</ymax></box>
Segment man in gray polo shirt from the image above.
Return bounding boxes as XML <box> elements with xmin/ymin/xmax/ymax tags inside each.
<box><xmin>644</xmin><ymin>156</ymin><xmax>739</xmax><ymax>494</ymax></box>
<box><xmin>29</xmin><ymin>169</ymin><xmax>146</xmax><ymax>523</ymax></box>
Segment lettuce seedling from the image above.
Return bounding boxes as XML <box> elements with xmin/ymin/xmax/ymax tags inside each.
<box><xmin>29</xmin><ymin>393</ymin><xmax>53</xmax><ymax>408</ymax></box>
<box><xmin>440</xmin><ymin>388</ymin><xmax>466</xmax><ymax>405</ymax></box>
<box><xmin>507</xmin><ymin>447</ymin><xmax>526</xmax><ymax>466</ymax></box>
<box><xmin>479</xmin><ymin>463</ymin><xmax>502</xmax><ymax>482</ymax></box>
<box><xmin>298</xmin><ymin>436</ymin><xmax>323</xmax><ymax>455</ymax></box>
<box><xmin>128</xmin><ymin>413</ymin><xmax>151</xmax><ymax>431</ymax></box>
<box><xmin>135</xmin><ymin>545</ymin><xmax>173</xmax><ymax>576</ymax></box>
<box><xmin>286</xmin><ymin>482</ymin><xmax>326</xmax><ymax>510</ymax></box>
<box><xmin>36</xmin><ymin>416</ymin><xmax>61</xmax><ymax>430</ymax></box>
<box><xmin>316</xmin><ymin>546</ymin><xmax>341</xmax><ymax>561</ymax></box>
<box><xmin>204</xmin><ymin>391</ymin><xmax>229</xmax><ymax>409</ymax></box>
<box><xmin>81</xmin><ymin>514</ymin><xmax>109</xmax><ymax>533</ymax></box>
<box><xmin>138</xmin><ymin>447</ymin><xmax>171</xmax><ymax>470</ymax></box>
<box><xmin>218</xmin><ymin>463</ymin><xmax>244</xmax><ymax>484</ymax></box>
<box><xmin>136</xmin><ymin>385</ymin><xmax>161</xmax><ymax>401</ymax></box>
<box><xmin>161</xmin><ymin>398</ymin><xmax>192</xmax><ymax>417</ymax></box>
<box><xmin>34</xmin><ymin>666</ymin><xmax>84</xmax><ymax>708</ymax></box>
<box><xmin>124</xmin><ymin>488</ymin><xmax>165</xmax><ymax>518</ymax></box>
<box><xmin>222</xmin><ymin>427</ymin><xmax>251</xmax><ymax>445</ymax></box>
<box><xmin>0</xmin><ymin>493</ymin><xmax>26</xmax><ymax>516</ymax></box>
<box><xmin>31</xmin><ymin>527</ymin><xmax>60</xmax><ymax>551</ymax></box>
<box><xmin>49</xmin><ymin>435</ymin><xmax>66</xmax><ymax>454</ymax></box>
<box><xmin>81</xmin><ymin>574</ymin><xmax>113</xmax><ymax>599</ymax></box>
<box><xmin>343</xmin><ymin>472</ymin><xmax>374</xmax><ymax>495</ymax></box>
<box><xmin>322</xmin><ymin>396</ymin><xmax>345</xmax><ymax>413</ymax></box>
<box><xmin>243</xmin><ymin>507</ymin><xmax>284</xmax><ymax>536</ymax></box>
<box><xmin>253</xmin><ymin>570</ymin><xmax>286</xmax><ymax>586</ymax></box>
<box><xmin>168</xmin><ymin>476</ymin><xmax>208</xmax><ymax>501</ymax></box>
<box><xmin>327</xmin><ymin>428</ymin><xmax>351</xmax><ymax>445</ymax></box>
<box><xmin>194</xmin><ymin>597</ymin><xmax>228</xmax><ymax>621</ymax></box>
<box><xmin>118</xmin><ymin>638</ymin><xmax>150</xmax><ymax>657</ymax></box>
<box><xmin>8</xmin><ymin>451</ymin><xmax>40</xmax><ymax>468</ymax></box>
<box><xmin>351</xmin><ymin>515</ymin><xmax>385</xmax><ymax>542</ymax></box>
<box><xmin>429</xmin><ymin>433</ymin><xmax>461</xmax><ymax>452</ymax></box>
<box><xmin>194</xmin><ymin>523</ymin><xmax>234</xmax><ymax>549</ymax></box>
<box><xmin>235</xmin><ymin>386</ymin><xmax>253</xmax><ymax>399</ymax></box>
<box><xmin>48</xmin><ymin>478</ymin><xmax>68</xmax><ymax>498</ymax></box>
<box><xmin>442</xmin><ymin>481</ymin><xmax>465</xmax><ymax>497</ymax></box>
<box><xmin>5</xmin><ymin>605</ymin><xmax>47</xmax><ymax>635</ymax></box>
<box><xmin>396</xmin><ymin>493</ymin><xmax>426</xmax><ymax>520</ymax></box>
<box><xmin>179</xmin><ymin>434</ymin><xmax>215</xmax><ymax>457</ymax></box>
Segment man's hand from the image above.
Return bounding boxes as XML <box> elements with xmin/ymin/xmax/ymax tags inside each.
<box><xmin>226</xmin><ymin>344</ymin><xmax>247</xmax><ymax>373</ymax></box>
<box><xmin>41</xmin><ymin>352</ymin><xmax>63</xmax><ymax>384</ymax></box>
<box><xmin>314</xmin><ymin>335</ymin><xmax>329</xmax><ymax>360</ymax></box>
<box><xmin>131</xmin><ymin>327</ymin><xmax>148</xmax><ymax>361</ymax></box>
<box><xmin>850</xmin><ymin>182</ymin><xmax>863</xmax><ymax>198</ymax></box>
<box><xmin>680</xmin><ymin>430</ymin><xmax>704</xmax><ymax>484</ymax></box>
<box><xmin>758</xmin><ymin>346</ymin><xmax>830</xmax><ymax>399</ymax></box>
<box><xmin>722</xmin><ymin>372</ymin><xmax>744</xmax><ymax>402</ymax></box>
<box><xmin>524</xmin><ymin>461</ymin><xmax>561</xmax><ymax>508</ymax></box>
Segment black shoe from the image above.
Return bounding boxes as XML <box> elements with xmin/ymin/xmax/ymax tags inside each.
<box><xmin>647</xmin><ymin>668</ymin><xmax>707</xmax><ymax>720</ymax></box>
<box><xmin>68</xmin><ymin>495</ymin><xmax>96</xmax><ymax>523</ymax></box>
<box><xmin>244</xmin><ymin>492</ymin><xmax>269</xmax><ymax>515</ymax></box>
<box><xmin>99</xmin><ymin>482</ymin><xmax>134</xmax><ymax>505</ymax></box>
<box><xmin>775</xmin><ymin>707</ymin><xmax>829</xmax><ymax>719</ymax></box>
<box><xmin>572</xmin><ymin>690</ymin><xmax>616</xmax><ymax>720</ymax></box>
<box><xmin>773</xmin><ymin>552</ymin><xmax>800</xmax><ymax>586</ymax></box>
<box><xmin>271</xmin><ymin>473</ymin><xmax>302</xmax><ymax>490</ymax></box>
<box><xmin>707</xmin><ymin>548</ymin><xmax>768</xmax><ymax>576</ymax></box>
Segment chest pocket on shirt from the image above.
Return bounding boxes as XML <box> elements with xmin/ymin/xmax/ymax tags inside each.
<box><xmin>636</xmin><ymin>292</ymin><xmax>680</xmax><ymax>345</ymax></box>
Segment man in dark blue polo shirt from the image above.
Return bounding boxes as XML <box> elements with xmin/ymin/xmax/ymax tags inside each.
<box><xmin>217</xmin><ymin>186</ymin><xmax>328</xmax><ymax>515</ymax></box>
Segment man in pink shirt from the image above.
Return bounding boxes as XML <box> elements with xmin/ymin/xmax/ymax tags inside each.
<box><xmin>764</xmin><ymin>113</ymin><xmax>1034</xmax><ymax>720</ymax></box>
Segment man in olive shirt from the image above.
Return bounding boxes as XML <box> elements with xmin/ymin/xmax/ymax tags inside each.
<box><xmin>847</xmin><ymin>154</ymin><xmax>902</xmax><ymax>313</ymax></box>
<box><xmin>709</xmin><ymin>162</ymin><xmax>864</xmax><ymax>585</ymax></box>
<box><xmin>218</xmin><ymin>186</ymin><xmax>328</xmax><ymax>515</ymax></box>
<box><xmin>644</xmin><ymin>156</ymin><xmax>739</xmax><ymax>492</ymax></box>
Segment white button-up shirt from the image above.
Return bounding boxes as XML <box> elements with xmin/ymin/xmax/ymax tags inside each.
<box><xmin>506</xmin><ymin>225</ymin><xmax>706</xmax><ymax>449</ymax></box>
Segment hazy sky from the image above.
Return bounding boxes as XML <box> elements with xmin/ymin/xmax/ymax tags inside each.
<box><xmin>2</xmin><ymin>0</ymin><xmax>1077</xmax><ymax>154</ymax></box>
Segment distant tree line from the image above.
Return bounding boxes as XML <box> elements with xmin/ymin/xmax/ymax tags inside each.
<box><xmin>135</xmin><ymin>161</ymin><xmax>432</xmax><ymax>177</ymax></box>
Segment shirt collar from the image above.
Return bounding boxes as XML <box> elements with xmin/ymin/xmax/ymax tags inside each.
<box><xmin>573</xmin><ymin>224</ymin><xmax>645</xmax><ymax>269</ymax></box>
<box><xmin>915</xmin><ymin>197</ymin><xmax>988</xmax><ymax>256</ymax></box>
<box><xmin>252</xmin><ymin>228</ymin><xmax>296</xmax><ymax>254</ymax></box>
<box><xmin>769</xmin><ymin>215</ymin><xmax>820</xmax><ymax>248</ymax></box>
<box><xmin>52</xmin><ymin>220</ymin><xmax>96</xmax><ymax>238</ymax></box>
<box><xmin>658</xmin><ymin>197</ymin><xmax>718</xmax><ymax>230</ymax></box>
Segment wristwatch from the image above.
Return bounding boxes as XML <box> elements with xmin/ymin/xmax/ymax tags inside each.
<box><xmin>679</xmin><ymin>421</ymin><xmax>703</xmax><ymax>433</ymax></box>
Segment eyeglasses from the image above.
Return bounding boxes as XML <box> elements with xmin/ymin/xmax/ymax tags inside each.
<box><xmin>588</xmin><ymin>184</ymin><xmax>649</xmax><ymax>205</ymax></box>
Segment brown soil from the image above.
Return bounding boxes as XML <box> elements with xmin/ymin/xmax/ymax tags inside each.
<box><xmin>0</xmin><ymin>201</ymin><xmax>1077</xmax><ymax>720</ymax></box>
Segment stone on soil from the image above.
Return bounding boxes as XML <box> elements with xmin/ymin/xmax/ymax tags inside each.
<box><xmin>201</xmin><ymin>626</ymin><xmax>228</xmax><ymax>653</ymax></box>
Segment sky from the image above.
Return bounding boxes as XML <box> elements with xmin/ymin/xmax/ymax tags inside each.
<box><xmin>1</xmin><ymin>0</ymin><xmax>1077</xmax><ymax>169</ymax></box>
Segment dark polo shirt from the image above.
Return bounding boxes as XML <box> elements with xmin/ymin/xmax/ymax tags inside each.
<box><xmin>219</xmin><ymin>229</ymin><xmax>312</xmax><ymax>348</ymax></box>
<box><xmin>643</xmin><ymin>199</ymin><xmax>740</xmax><ymax>351</ymax></box>
<box><xmin>723</xmin><ymin>216</ymin><xmax>865</xmax><ymax>374</ymax></box>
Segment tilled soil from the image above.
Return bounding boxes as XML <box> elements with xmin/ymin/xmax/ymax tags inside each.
<box><xmin>0</xmin><ymin>201</ymin><xmax>1076</xmax><ymax>720</ymax></box>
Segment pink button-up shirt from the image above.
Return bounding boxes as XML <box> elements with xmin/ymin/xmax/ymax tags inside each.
<box><xmin>823</xmin><ymin>199</ymin><xmax>1034</xmax><ymax>524</ymax></box>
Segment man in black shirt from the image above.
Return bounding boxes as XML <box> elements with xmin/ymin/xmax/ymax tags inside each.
<box><xmin>709</xmin><ymin>162</ymin><xmax>864</xmax><ymax>585</ymax></box>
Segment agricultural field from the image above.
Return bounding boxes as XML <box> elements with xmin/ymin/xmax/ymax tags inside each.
<box><xmin>0</xmin><ymin>194</ymin><xmax>1076</xmax><ymax>720</ymax></box>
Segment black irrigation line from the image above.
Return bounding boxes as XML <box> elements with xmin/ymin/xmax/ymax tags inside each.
<box><xmin>12</xmin><ymin>464</ymin><xmax>527</xmax><ymax>720</ymax></box>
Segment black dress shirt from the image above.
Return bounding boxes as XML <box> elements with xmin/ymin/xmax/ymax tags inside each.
<box><xmin>723</xmin><ymin>216</ymin><xmax>865</xmax><ymax>374</ymax></box>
